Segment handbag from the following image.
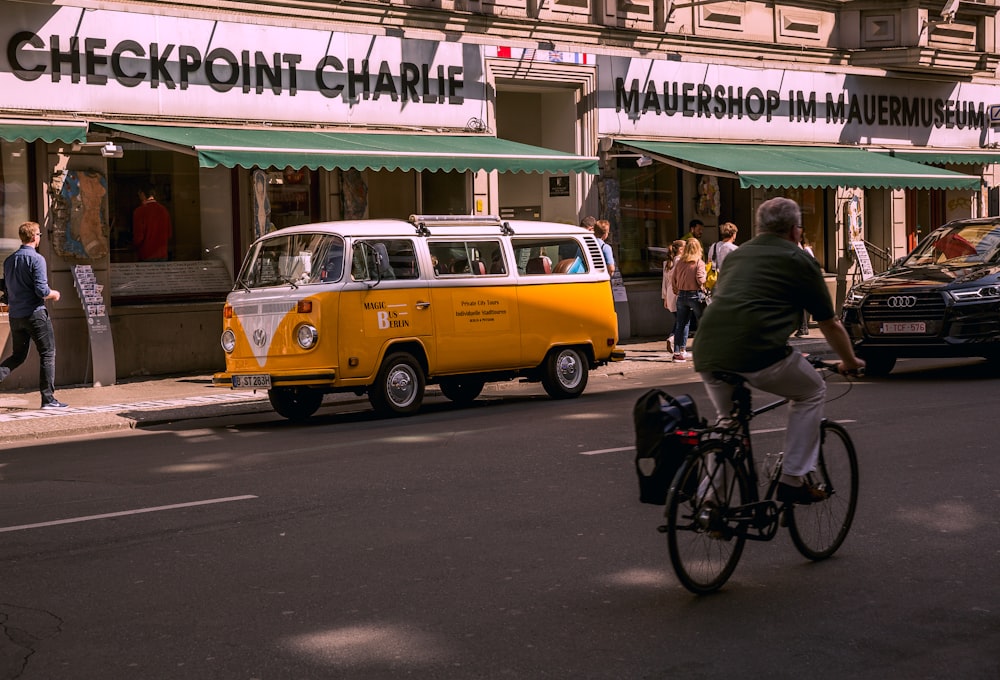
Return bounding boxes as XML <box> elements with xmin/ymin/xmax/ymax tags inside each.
<box><xmin>704</xmin><ymin>243</ymin><xmax>719</xmax><ymax>291</ymax></box>
<box><xmin>704</xmin><ymin>261</ymin><xmax>718</xmax><ymax>291</ymax></box>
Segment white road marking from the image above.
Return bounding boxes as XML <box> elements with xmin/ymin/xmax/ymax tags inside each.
<box><xmin>579</xmin><ymin>446</ymin><xmax>634</xmax><ymax>456</ymax></box>
<box><xmin>0</xmin><ymin>495</ymin><xmax>258</xmax><ymax>533</ymax></box>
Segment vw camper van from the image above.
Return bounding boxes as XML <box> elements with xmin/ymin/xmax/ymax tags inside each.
<box><xmin>214</xmin><ymin>215</ymin><xmax>623</xmax><ymax>420</ymax></box>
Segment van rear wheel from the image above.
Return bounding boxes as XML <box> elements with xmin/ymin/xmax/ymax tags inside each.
<box><xmin>541</xmin><ymin>346</ymin><xmax>588</xmax><ymax>399</ymax></box>
<box><xmin>438</xmin><ymin>376</ymin><xmax>486</xmax><ymax>405</ymax></box>
<box><xmin>268</xmin><ymin>387</ymin><xmax>323</xmax><ymax>422</ymax></box>
<box><xmin>369</xmin><ymin>352</ymin><xmax>425</xmax><ymax>416</ymax></box>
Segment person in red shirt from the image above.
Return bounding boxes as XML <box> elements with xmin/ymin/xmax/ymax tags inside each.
<box><xmin>133</xmin><ymin>184</ymin><xmax>172</xmax><ymax>261</ymax></box>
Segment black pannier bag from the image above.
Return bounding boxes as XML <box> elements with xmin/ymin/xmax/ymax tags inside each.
<box><xmin>633</xmin><ymin>389</ymin><xmax>705</xmax><ymax>505</ymax></box>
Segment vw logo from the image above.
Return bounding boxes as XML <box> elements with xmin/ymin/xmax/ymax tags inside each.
<box><xmin>886</xmin><ymin>295</ymin><xmax>918</xmax><ymax>308</ymax></box>
<box><xmin>252</xmin><ymin>329</ymin><xmax>268</xmax><ymax>347</ymax></box>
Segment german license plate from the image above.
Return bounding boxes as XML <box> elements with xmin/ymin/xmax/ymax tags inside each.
<box><xmin>232</xmin><ymin>374</ymin><xmax>271</xmax><ymax>389</ymax></box>
<box><xmin>881</xmin><ymin>322</ymin><xmax>926</xmax><ymax>334</ymax></box>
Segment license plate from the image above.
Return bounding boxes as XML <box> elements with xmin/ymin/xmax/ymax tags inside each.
<box><xmin>232</xmin><ymin>374</ymin><xmax>271</xmax><ymax>389</ymax></box>
<box><xmin>881</xmin><ymin>322</ymin><xmax>926</xmax><ymax>334</ymax></box>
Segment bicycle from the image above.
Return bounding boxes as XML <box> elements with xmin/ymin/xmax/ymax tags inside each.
<box><xmin>660</xmin><ymin>355</ymin><xmax>860</xmax><ymax>594</ymax></box>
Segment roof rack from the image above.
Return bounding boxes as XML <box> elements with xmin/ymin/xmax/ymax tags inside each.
<box><xmin>409</xmin><ymin>214</ymin><xmax>514</xmax><ymax>236</ymax></box>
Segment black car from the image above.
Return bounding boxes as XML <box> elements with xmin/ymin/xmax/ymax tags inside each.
<box><xmin>841</xmin><ymin>218</ymin><xmax>1000</xmax><ymax>375</ymax></box>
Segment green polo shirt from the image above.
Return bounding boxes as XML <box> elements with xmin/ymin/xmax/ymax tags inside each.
<box><xmin>692</xmin><ymin>233</ymin><xmax>835</xmax><ymax>373</ymax></box>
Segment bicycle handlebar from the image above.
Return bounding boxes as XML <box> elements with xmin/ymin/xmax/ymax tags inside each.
<box><xmin>805</xmin><ymin>354</ymin><xmax>864</xmax><ymax>377</ymax></box>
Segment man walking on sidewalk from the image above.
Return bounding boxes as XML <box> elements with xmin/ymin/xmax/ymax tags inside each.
<box><xmin>1</xmin><ymin>221</ymin><xmax>67</xmax><ymax>409</ymax></box>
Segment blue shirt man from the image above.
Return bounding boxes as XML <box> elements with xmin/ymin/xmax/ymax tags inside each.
<box><xmin>1</xmin><ymin>222</ymin><xmax>66</xmax><ymax>408</ymax></box>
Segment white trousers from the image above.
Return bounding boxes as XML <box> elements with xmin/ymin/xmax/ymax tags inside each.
<box><xmin>699</xmin><ymin>350</ymin><xmax>826</xmax><ymax>477</ymax></box>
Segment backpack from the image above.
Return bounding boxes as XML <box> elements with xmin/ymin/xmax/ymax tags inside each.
<box><xmin>633</xmin><ymin>389</ymin><xmax>705</xmax><ymax>505</ymax></box>
<box><xmin>705</xmin><ymin>243</ymin><xmax>719</xmax><ymax>291</ymax></box>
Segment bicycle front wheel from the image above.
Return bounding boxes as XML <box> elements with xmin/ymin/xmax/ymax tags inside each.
<box><xmin>788</xmin><ymin>421</ymin><xmax>859</xmax><ymax>560</ymax></box>
<box><xmin>665</xmin><ymin>443</ymin><xmax>750</xmax><ymax>594</ymax></box>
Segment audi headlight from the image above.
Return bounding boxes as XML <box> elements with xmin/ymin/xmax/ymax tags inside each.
<box><xmin>844</xmin><ymin>288</ymin><xmax>866</xmax><ymax>307</ymax></box>
<box><xmin>949</xmin><ymin>286</ymin><xmax>1000</xmax><ymax>302</ymax></box>
<box><xmin>295</xmin><ymin>323</ymin><xmax>318</xmax><ymax>349</ymax></box>
<box><xmin>221</xmin><ymin>329</ymin><xmax>236</xmax><ymax>353</ymax></box>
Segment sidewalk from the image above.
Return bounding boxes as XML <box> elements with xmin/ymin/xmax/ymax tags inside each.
<box><xmin>0</xmin><ymin>332</ymin><xmax>831</xmax><ymax>445</ymax></box>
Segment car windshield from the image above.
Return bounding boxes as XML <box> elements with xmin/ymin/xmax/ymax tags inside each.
<box><xmin>237</xmin><ymin>233</ymin><xmax>345</xmax><ymax>289</ymax></box>
<box><xmin>902</xmin><ymin>223</ymin><xmax>1000</xmax><ymax>267</ymax></box>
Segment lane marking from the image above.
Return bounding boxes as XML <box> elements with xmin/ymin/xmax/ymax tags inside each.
<box><xmin>0</xmin><ymin>495</ymin><xmax>258</xmax><ymax>533</ymax></box>
<box><xmin>580</xmin><ymin>446</ymin><xmax>633</xmax><ymax>456</ymax></box>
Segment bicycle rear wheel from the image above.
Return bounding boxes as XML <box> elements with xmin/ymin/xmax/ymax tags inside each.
<box><xmin>665</xmin><ymin>443</ymin><xmax>750</xmax><ymax>594</ymax></box>
<box><xmin>788</xmin><ymin>421</ymin><xmax>859</xmax><ymax>560</ymax></box>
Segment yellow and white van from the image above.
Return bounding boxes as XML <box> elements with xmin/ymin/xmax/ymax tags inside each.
<box><xmin>213</xmin><ymin>215</ymin><xmax>622</xmax><ymax>420</ymax></box>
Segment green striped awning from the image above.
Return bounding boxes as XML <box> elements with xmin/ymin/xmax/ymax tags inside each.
<box><xmin>619</xmin><ymin>140</ymin><xmax>982</xmax><ymax>190</ymax></box>
<box><xmin>0</xmin><ymin>121</ymin><xmax>87</xmax><ymax>144</ymax></box>
<box><xmin>97</xmin><ymin>124</ymin><xmax>599</xmax><ymax>175</ymax></box>
<box><xmin>872</xmin><ymin>149</ymin><xmax>1000</xmax><ymax>166</ymax></box>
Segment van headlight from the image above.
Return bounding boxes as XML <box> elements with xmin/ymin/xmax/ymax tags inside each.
<box><xmin>221</xmin><ymin>329</ymin><xmax>236</xmax><ymax>353</ymax></box>
<box><xmin>295</xmin><ymin>323</ymin><xmax>318</xmax><ymax>349</ymax></box>
<box><xmin>949</xmin><ymin>286</ymin><xmax>1000</xmax><ymax>302</ymax></box>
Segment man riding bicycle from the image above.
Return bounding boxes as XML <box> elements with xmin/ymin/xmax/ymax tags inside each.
<box><xmin>692</xmin><ymin>197</ymin><xmax>865</xmax><ymax>505</ymax></box>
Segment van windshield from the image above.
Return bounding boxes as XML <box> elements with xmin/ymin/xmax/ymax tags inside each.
<box><xmin>237</xmin><ymin>233</ymin><xmax>345</xmax><ymax>289</ymax></box>
<box><xmin>902</xmin><ymin>223</ymin><xmax>1000</xmax><ymax>268</ymax></box>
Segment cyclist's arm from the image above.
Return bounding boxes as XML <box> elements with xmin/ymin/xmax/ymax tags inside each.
<box><xmin>816</xmin><ymin>318</ymin><xmax>865</xmax><ymax>375</ymax></box>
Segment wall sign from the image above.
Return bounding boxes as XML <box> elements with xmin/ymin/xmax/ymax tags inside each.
<box><xmin>2</xmin><ymin>2</ymin><xmax>486</xmax><ymax>128</ymax></box>
<box><xmin>598</xmin><ymin>55</ymin><xmax>997</xmax><ymax>147</ymax></box>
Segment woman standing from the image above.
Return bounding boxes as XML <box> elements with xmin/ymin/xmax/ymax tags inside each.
<box><xmin>670</xmin><ymin>238</ymin><xmax>707</xmax><ymax>362</ymax></box>
<box><xmin>661</xmin><ymin>239</ymin><xmax>686</xmax><ymax>353</ymax></box>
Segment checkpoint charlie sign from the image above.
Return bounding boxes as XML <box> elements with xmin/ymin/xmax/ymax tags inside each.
<box><xmin>1</xmin><ymin>2</ymin><xmax>486</xmax><ymax>128</ymax></box>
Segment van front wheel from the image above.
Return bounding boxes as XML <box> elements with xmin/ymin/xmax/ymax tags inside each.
<box><xmin>541</xmin><ymin>347</ymin><xmax>589</xmax><ymax>399</ymax></box>
<box><xmin>268</xmin><ymin>387</ymin><xmax>323</xmax><ymax>422</ymax></box>
<box><xmin>369</xmin><ymin>352</ymin><xmax>425</xmax><ymax>416</ymax></box>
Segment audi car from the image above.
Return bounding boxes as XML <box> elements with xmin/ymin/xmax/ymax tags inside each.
<box><xmin>841</xmin><ymin>217</ymin><xmax>1000</xmax><ymax>375</ymax></box>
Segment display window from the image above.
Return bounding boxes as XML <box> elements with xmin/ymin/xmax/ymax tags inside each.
<box><xmin>0</xmin><ymin>140</ymin><xmax>31</xmax><ymax>265</ymax></box>
<box><xmin>106</xmin><ymin>147</ymin><xmax>233</xmax><ymax>302</ymax></box>
<box><xmin>617</xmin><ymin>162</ymin><xmax>678</xmax><ymax>275</ymax></box>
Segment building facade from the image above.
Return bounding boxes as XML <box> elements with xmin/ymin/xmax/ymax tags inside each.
<box><xmin>2</xmin><ymin>0</ymin><xmax>999</xmax><ymax>386</ymax></box>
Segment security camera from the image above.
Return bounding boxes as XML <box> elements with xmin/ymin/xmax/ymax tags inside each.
<box><xmin>100</xmin><ymin>143</ymin><xmax>123</xmax><ymax>159</ymax></box>
<box><xmin>636</xmin><ymin>155</ymin><xmax>654</xmax><ymax>168</ymax></box>
<box><xmin>940</xmin><ymin>0</ymin><xmax>960</xmax><ymax>22</ymax></box>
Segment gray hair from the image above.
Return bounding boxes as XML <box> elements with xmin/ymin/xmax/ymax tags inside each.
<box><xmin>755</xmin><ymin>197</ymin><xmax>801</xmax><ymax>236</ymax></box>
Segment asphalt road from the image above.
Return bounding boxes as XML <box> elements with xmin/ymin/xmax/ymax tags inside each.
<box><xmin>1</xmin><ymin>357</ymin><xmax>998</xmax><ymax>679</ymax></box>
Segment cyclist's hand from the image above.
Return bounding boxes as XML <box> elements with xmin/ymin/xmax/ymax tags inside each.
<box><xmin>836</xmin><ymin>357</ymin><xmax>865</xmax><ymax>377</ymax></box>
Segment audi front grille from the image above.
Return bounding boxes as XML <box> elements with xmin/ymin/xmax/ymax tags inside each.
<box><xmin>860</xmin><ymin>292</ymin><xmax>947</xmax><ymax>322</ymax></box>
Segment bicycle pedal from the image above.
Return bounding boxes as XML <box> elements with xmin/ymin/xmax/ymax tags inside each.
<box><xmin>779</xmin><ymin>509</ymin><xmax>790</xmax><ymax>527</ymax></box>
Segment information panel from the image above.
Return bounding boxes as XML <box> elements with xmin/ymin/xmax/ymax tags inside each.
<box><xmin>72</xmin><ymin>264</ymin><xmax>116</xmax><ymax>386</ymax></box>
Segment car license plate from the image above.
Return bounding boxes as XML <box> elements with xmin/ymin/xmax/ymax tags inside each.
<box><xmin>232</xmin><ymin>374</ymin><xmax>271</xmax><ymax>389</ymax></box>
<box><xmin>881</xmin><ymin>322</ymin><xmax>926</xmax><ymax>334</ymax></box>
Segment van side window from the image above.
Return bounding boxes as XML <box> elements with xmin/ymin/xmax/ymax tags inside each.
<box><xmin>512</xmin><ymin>238</ymin><xmax>588</xmax><ymax>275</ymax></box>
<box><xmin>430</xmin><ymin>240</ymin><xmax>505</xmax><ymax>277</ymax></box>
<box><xmin>351</xmin><ymin>239</ymin><xmax>419</xmax><ymax>281</ymax></box>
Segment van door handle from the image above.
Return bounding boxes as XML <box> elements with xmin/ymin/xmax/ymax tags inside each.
<box><xmin>416</xmin><ymin>301</ymin><xmax>431</xmax><ymax>309</ymax></box>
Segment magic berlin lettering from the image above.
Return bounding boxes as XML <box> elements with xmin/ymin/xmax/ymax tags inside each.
<box><xmin>7</xmin><ymin>31</ymin><xmax>465</xmax><ymax>103</ymax></box>
<box><xmin>616</xmin><ymin>78</ymin><xmax>986</xmax><ymax>129</ymax></box>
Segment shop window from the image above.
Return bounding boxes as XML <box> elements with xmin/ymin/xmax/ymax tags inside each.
<box><xmin>764</xmin><ymin>187</ymin><xmax>827</xmax><ymax>269</ymax></box>
<box><xmin>264</xmin><ymin>168</ymin><xmax>318</xmax><ymax>229</ymax></box>
<box><xmin>617</xmin><ymin>162</ymin><xmax>678</xmax><ymax>276</ymax></box>
<box><xmin>421</xmin><ymin>171</ymin><xmax>468</xmax><ymax>215</ymax></box>
<box><xmin>0</xmin><ymin>140</ymin><xmax>31</xmax><ymax>265</ymax></box>
<box><xmin>107</xmin><ymin>148</ymin><xmax>232</xmax><ymax>302</ymax></box>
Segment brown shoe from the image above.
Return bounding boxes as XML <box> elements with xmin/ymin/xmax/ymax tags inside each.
<box><xmin>776</xmin><ymin>482</ymin><xmax>828</xmax><ymax>505</ymax></box>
